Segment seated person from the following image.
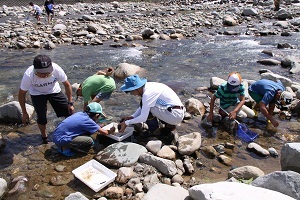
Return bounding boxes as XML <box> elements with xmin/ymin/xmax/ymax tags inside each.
<box><xmin>52</xmin><ymin>102</ymin><xmax>115</xmax><ymax>156</ymax></box>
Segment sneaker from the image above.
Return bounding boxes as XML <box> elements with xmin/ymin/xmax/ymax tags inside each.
<box><xmin>42</xmin><ymin>136</ymin><xmax>49</xmax><ymax>144</ymax></box>
<box><xmin>57</xmin><ymin>147</ymin><xmax>75</xmax><ymax>157</ymax></box>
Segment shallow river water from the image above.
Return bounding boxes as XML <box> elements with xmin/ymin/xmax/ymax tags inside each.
<box><xmin>0</xmin><ymin>32</ymin><xmax>300</xmax><ymax>199</ymax></box>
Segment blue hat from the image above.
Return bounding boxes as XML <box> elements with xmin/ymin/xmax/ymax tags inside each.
<box><xmin>120</xmin><ymin>75</ymin><xmax>147</xmax><ymax>92</ymax></box>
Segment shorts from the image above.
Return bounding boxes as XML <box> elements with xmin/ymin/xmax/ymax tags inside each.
<box><xmin>46</xmin><ymin>9</ymin><xmax>54</xmax><ymax>15</ymax></box>
<box><xmin>248</xmin><ymin>90</ymin><xmax>263</xmax><ymax>103</ymax></box>
<box><xmin>31</xmin><ymin>92</ymin><xmax>70</xmax><ymax>125</ymax></box>
<box><xmin>35</xmin><ymin>11</ymin><xmax>41</xmax><ymax>17</ymax></box>
<box><xmin>95</xmin><ymin>91</ymin><xmax>112</xmax><ymax>100</ymax></box>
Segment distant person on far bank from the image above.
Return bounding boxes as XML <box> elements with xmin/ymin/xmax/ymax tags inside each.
<box><xmin>18</xmin><ymin>55</ymin><xmax>74</xmax><ymax>144</ymax></box>
<box><xmin>29</xmin><ymin>2</ymin><xmax>42</xmax><ymax>22</ymax></box>
<box><xmin>118</xmin><ymin>75</ymin><xmax>185</xmax><ymax>134</ymax></box>
<box><xmin>44</xmin><ymin>0</ymin><xmax>54</xmax><ymax>23</ymax></box>
<box><xmin>248</xmin><ymin>79</ymin><xmax>293</xmax><ymax>127</ymax></box>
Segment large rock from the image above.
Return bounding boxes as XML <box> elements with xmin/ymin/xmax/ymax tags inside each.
<box><xmin>142</xmin><ymin>183</ymin><xmax>189</xmax><ymax>200</ymax></box>
<box><xmin>228</xmin><ymin>165</ymin><xmax>264</xmax><ymax>180</ymax></box>
<box><xmin>114</xmin><ymin>63</ymin><xmax>145</xmax><ymax>79</ymax></box>
<box><xmin>94</xmin><ymin>142</ymin><xmax>147</xmax><ymax>167</ymax></box>
<box><xmin>0</xmin><ymin>101</ymin><xmax>34</xmax><ymax>124</ymax></box>
<box><xmin>185</xmin><ymin>98</ymin><xmax>205</xmax><ymax>116</ymax></box>
<box><xmin>0</xmin><ymin>178</ymin><xmax>7</xmax><ymax>198</ymax></box>
<box><xmin>260</xmin><ymin>72</ymin><xmax>292</xmax><ymax>88</ymax></box>
<box><xmin>281</xmin><ymin>143</ymin><xmax>300</xmax><ymax>173</ymax></box>
<box><xmin>189</xmin><ymin>182</ymin><xmax>296</xmax><ymax>200</ymax></box>
<box><xmin>251</xmin><ymin>171</ymin><xmax>300</xmax><ymax>200</ymax></box>
<box><xmin>139</xmin><ymin>153</ymin><xmax>177</xmax><ymax>177</ymax></box>
<box><xmin>177</xmin><ymin>132</ymin><xmax>202</xmax><ymax>156</ymax></box>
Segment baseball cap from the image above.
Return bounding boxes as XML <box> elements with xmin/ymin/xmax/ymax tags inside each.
<box><xmin>33</xmin><ymin>55</ymin><xmax>53</xmax><ymax>73</ymax></box>
<box><xmin>279</xmin><ymin>91</ymin><xmax>293</xmax><ymax>105</ymax></box>
<box><xmin>227</xmin><ymin>72</ymin><xmax>241</xmax><ymax>91</ymax></box>
<box><xmin>86</xmin><ymin>102</ymin><xmax>103</xmax><ymax>114</ymax></box>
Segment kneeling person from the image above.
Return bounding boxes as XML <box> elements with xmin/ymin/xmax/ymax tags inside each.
<box><xmin>118</xmin><ymin>75</ymin><xmax>185</xmax><ymax>134</ymax></box>
<box><xmin>52</xmin><ymin>102</ymin><xmax>115</xmax><ymax>156</ymax></box>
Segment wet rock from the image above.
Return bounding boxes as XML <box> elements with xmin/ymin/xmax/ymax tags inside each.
<box><xmin>201</xmin><ymin>146</ymin><xmax>218</xmax><ymax>159</ymax></box>
<box><xmin>0</xmin><ymin>178</ymin><xmax>7</xmax><ymax>197</ymax></box>
<box><xmin>104</xmin><ymin>186</ymin><xmax>124</xmax><ymax>199</ymax></box>
<box><xmin>8</xmin><ymin>176</ymin><xmax>27</xmax><ymax>194</ymax></box>
<box><xmin>217</xmin><ymin>155</ymin><xmax>232</xmax><ymax>166</ymax></box>
<box><xmin>0</xmin><ymin>101</ymin><xmax>34</xmax><ymax>124</ymax></box>
<box><xmin>251</xmin><ymin>171</ymin><xmax>300</xmax><ymax>200</ymax></box>
<box><xmin>54</xmin><ymin>165</ymin><xmax>66</xmax><ymax>172</ymax></box>
<box><xmin>177</xmin><ymin>132</ymin><xmax>201</xmax><ymax>156</ymax></box>
<box><xmin>145</xmin><ymin>140</ymin><xmax>162</xmax><ymax>155</ymax></box>
<box><xmin>281</xmin><ymin>142</ymin><xmax>300</xmax><ymax>173</ymax></box>
<box><xmin>0</xmin><ymin>133</ymin><xmax>6</xmax><ymax>151</ymax></box>
<box><xmin>142</xmin><ymin>183</ymin><xmax>189</xmax><ymax>200</ymax></box>
<box><xmin>189</xmin><ymin>182</ymin><xmax>296</xmax><ymax>200</ymax></box>
<box><xmin>257</xmin><ymin>59</ymin><xmax>281</xmax><ymax>65</ymax></box>
<box><xmin>116</xmin><ymin>167</ymin><xmax>134</xmax><ymax>184</ymax></box>
<box><xmin>247</xmin><ymin>142</ymin><xmax>270</xmax><ymax>157</ymax></box>
<box><xmin>185</xmin><ymin>98</ymin><xmax>205</xmax><ymax>116</ymax></box>
<box><xmin>50</xmin><ymin>175</ymin><xmax>70</xmax><ymax>186</ymax></box>
<box><xmin>139</xmin><ymin>153</ymin><xmax>177</xmax><ymax>177</ymax></box>
<box><xmin>95</xmin><ymin>142</ymin><xmax>147</xmax><ymax>167</ymax></box>
<box><xmin>268</xmin><ymin>147</ymin><xmax>279</xmax><ymax>157</ymax></box>
<box><xmin>65</xmin><ymin>192</ymin><xmax>88</xmax><ymax>200</ymax></box>
<box><xmin>157</xmin><ymin>145</ymin><xmax>176</xmax><ymax>160</ymax></box>
<box><xmin>114</xmin><ymin>62</ymin><xmax>144</xmax><ymax>79</ymax></box>
<box><xmin>183</xmin><ymin>158</ymin><xmax>194</xmax><ymax>174</ymax></box>
<box><xmin>228</xmin><ymin>165</ymin><xmax>265</xmax><ymax>180</ymax></box>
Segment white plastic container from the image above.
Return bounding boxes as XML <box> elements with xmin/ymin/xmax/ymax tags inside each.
<box><xmin>102</xmin><ymin>122</ymin><xmax>134</xmax><ymax>142</ymax></box>
<box><xmin>72</xmin><ymin>159</ymin><xmax>117</xmax><ymax>192</ymax></box>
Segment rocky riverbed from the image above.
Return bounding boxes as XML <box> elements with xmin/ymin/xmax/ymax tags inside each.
<box><xmin>0</xmin><ymin>0</ymin><xmax>300</xmax><ymax>200</ymax></box>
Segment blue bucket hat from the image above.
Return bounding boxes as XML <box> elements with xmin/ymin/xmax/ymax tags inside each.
<box><xmin>120</xmin><ymin>75</ymin><xmax>147</xmax><ymax>92</ymax></box>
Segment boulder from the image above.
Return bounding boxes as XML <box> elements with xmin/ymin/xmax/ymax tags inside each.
<box><xmin>0</xmin><ymin>101</ymin><xmax>34</xmax><ymax>124</ymax></box>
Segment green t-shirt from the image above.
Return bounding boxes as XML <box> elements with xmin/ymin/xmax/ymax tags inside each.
<box><xmin>81</xmin><ymin>75</ymin><xmax>116</xmax><ymax>102</ymax></box>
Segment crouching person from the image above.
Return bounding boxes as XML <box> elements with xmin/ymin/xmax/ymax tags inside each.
<box><xmin>52</xmin><ymin>102</ymin><xmax>115</xmax><ymax>156</ymax></box>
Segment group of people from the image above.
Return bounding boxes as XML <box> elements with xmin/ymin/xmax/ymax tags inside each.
<box><xmin>18</xmin><ymin>55</ymin><xmax>185</xmax><ymax>156</ymax></box>
<box><xmin>207</xmin><ymin>72</ymin><xmax>293</xmax><ymax>128</ymax></box>
<box><xmin>29</xmin><ymin>0</ymin><xmax>54</xmax><ymax>23</ymax></box>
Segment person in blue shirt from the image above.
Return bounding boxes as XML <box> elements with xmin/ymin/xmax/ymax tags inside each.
<box><xmin>207</xmin><ymin>72</ymin><xmax>255</xmax><ymax>123</ymax></box>
<box><xmin>52</xmin><ymin>102</ymin><xmax>115</xmax><ymax>156</ymax></box>
<box><xmin>248</xmin><ymin>79</ymin><xmax>293</xmax><ymax>127</ymax></box>
<box><xmin>44</xmin><ymin>0</ymin><xmax>54</xmax><ymax>23</ymax></box>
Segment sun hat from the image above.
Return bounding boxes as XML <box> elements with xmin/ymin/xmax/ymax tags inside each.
<box><xmin>279</xmin><ymin>91</ymin><xmax>293</xmax><ymax>105</ymax></box>
<box><xmin>227</xmin><ymin>72</ymin><xmax>241</xmax><ymax>91</ymax></box>
<box><xmin>120</xmin><ymin>75</ymin><xmax>147</xmax><ymax>92</ymax></box>
<box><xmin>33</xmin><ymin>55</ymin><xmax>53</xmax><ymax>73</ymax></box>
<box><xmin>86</xmin><ymin>102</ymin><xmax>103</xmax><ymax>114</ymax></box>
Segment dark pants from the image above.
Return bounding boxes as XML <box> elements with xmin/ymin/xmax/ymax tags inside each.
<box><xmin>31</xmin><ymin>92</ymin><xmax>70</xmax><ymax>125</ymax></box>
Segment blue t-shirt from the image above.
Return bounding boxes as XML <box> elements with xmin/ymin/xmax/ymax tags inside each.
<box><xmin>52</xmin><ymin>112</ymin><xmax>100</xmax><ymax>146</ymax></box>
<box><xmin>214</xmin><ymin>83</ymin><xmax>245</xmax><ymax>109</ymax></box>
<box><xmin>248</xmin><ymin>79</ymin><xmax>284</xmax><ymax>105</ymax></box>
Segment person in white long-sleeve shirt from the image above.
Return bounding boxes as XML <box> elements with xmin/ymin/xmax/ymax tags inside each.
<box><xmin>118</xmin><ymin>75</ymin><xmax>185</xmax><ymax>133</ymax></box>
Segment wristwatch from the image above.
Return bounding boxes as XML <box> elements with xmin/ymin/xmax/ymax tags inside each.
<box><xmin>68</xmin><ymin>102</ymin><xmax>74</xmax><ymax>106</ymax></box>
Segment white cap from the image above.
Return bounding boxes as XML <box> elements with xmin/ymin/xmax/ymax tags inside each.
<box><xmin>72</xmin><ymin>83</ymin><xmax>80</xmax><ymax>95</ymax></box>
<box><xmin>227</xmin><ymin>73</ymin><xmax>241</xmax><ymax>86</ymax></box>
<box><xmin>280</xmin><ymin>91</ymin><xmax>293</xmax><ymax>105</ymax></box>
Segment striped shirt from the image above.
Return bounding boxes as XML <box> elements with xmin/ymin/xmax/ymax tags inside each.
<box><xmin>214</xmin><ymin>83</ymin><xmax>245</xmax><ymax>109</ymax></box>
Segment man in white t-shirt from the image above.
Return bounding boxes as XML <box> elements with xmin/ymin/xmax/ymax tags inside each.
<box><xmin>29</xmin><ymin>2</ymin><xmax>42</xmax><ymax>21</ymax></box>
<box><xmin>18</xmin><ymin>55</ymin><xmax>74</xmax><ymax>144</ymax></box>
<box><xmin>118</xmin><ymin>75</ymin><xmax>185</xmax><ymax>134</ymax></box>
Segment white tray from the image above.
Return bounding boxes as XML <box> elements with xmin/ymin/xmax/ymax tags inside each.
<box><xmin>102</xmin><ymin>122</ymin><xmax>134</xmax><ymax>142</ymax></box>
<box><xmin>72</xmin><ymin>159</ymin><xmax>116</xmax><ymax>192</ymax></box>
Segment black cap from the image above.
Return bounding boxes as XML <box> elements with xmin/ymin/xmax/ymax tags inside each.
<box><xmin>33</xmin><ymin>55</ymin><xmax>53</xmax><ymax>73</ymax></box>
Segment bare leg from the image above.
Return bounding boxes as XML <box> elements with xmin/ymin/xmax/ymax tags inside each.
<box><xmin>38</xmin><ymin>124</ymin><xmax>47</xmax><ymax>138</ymax></box>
